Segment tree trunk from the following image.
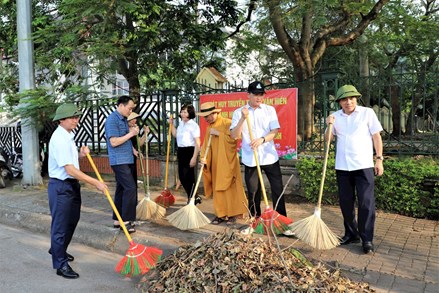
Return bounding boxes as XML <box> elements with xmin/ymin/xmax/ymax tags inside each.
<box><xmin>296</xmin><ymin>72</ymin><xmax>315</xmax><ymax>142</ymax></box>
<box><xmin>359</xmin><ymin>38</ymin><xmax>370</xmax><ymax>106</ymax></box>
<box><xmin>390</xmin><ymin>85</ymin><xmax>402</xmax><ymax>135</ymax></box>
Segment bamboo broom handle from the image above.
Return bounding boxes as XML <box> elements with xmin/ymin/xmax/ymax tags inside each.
<box><xmin>164</xmin><ymin>114</ymin><xmax>173</xmax><ymax>189</ymax></box>
<box><xmin>245</xmin><ymin>115</ymin><xmax>270</xmax><ymax>207</ymax></box>
<box><xmin>145</xmin><ymin>134</ymin><xmax>150</xmax><ymax>195</ymax></box>
<box><xmin>86</xmin><ymin>153</ymin><xmax>133</xmax><ymax>243</ymax></box>
<box><xmin>136</xmin><ymin>135</ymin><xmax>149</xmax><ymax>197</ymax></box>
<box><xmin>190</xmin><ymin>134</ymin><xmax>212</xmax><ymax>201</ymax></box>
<box><xmin>317</xmin><ymin>123</ymin><xmax>333</xmax><ymax>209</ymax></box>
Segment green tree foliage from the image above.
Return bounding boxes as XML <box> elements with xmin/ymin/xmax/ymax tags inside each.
<box><xmin>0</xmin><ymin>0</ymin><xmax>244</xmax><ymax>120</ymax></box>
<box><xmin>0</xmin><ymin>0</ymin><xmax>19</xmax><ymax>109</ymax></box>
<box><xmin>228</xmin><ymin>0</ymin><xmax>390</xmax><ymax>140</ymax></box>
<box><xmin>229</xmin><ymin>0</ymin><xmax>437</xmax><ymax>137</ymax></box>
<box><xmin>363</xmin><ymin>0</ymin><xmax>439</xmax><ymax>134</ymax></box>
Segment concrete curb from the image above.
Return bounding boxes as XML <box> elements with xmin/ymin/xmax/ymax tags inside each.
<box><xmin>0</xmin><ymin>204</ymin><xmax>183</xmax><ymax>256</ymax></box>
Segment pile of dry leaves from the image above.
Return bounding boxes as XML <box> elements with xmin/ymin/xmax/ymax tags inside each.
<box><xmin>139</xmin><ymin>231</ymin><xmax>373</xmax><ymax>292</ymax></box>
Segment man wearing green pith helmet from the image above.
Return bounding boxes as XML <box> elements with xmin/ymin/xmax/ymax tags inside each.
<box><xmin>325</xmin><ymin>85</ymin><xmax>384</xmax><ymax>254</ymax></box>
<box><xmin>48</xmin><ymin>103</ymin><xmax>107</xmax><ymax>279</ymax></box>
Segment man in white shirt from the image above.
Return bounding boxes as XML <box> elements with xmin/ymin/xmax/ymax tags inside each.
<box><xmin>231</xmin><ymin>81</ymin><xmax>293</xmax><ymax>236</ymax></box>
<box><xmin>326</xmin><ymin>85</ymin><xmax>384</xmax><ymax>254</ymax></box>
<box><xmin>48</xmin><ymin>103</ymin><xmax>107</xmax><ymax>278</ymax></box>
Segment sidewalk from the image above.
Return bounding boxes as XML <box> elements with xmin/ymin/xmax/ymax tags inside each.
<box><xmin>0</xmin><ymin>178</ymin><xmax>437</xmax><ymax>293</ymax></box>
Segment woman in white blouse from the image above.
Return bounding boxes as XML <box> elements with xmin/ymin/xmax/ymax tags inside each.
<box><xmin>169</xmin><ymin>104</ymin><xmax>202</xmax><ymax>204</ymax></box>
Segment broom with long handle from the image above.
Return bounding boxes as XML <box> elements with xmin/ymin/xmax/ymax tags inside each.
<box><xmin>167</xmin><ymin>135</ymin><xmax>212</xmax><ymax>230</ymax></box>
<box><xmin>136</xmin><ymin>135</ymin><xmax>166</xmax><ymax>220</ymax></box>
<box><xmin>245</xmin><ymin>116</ymin><xmax>293</xmax><ymax>235</ymax></box>
<box><xmin>86</xmin><ymin>153</ymin><xmax>163</xmax><ymax>277</ymax></box>
<box><xmin>289</xmin><ymin>123</ymin><xmax>340</xmax><ymax>250</ymax></box>
<box><xmin>154</xmin><ymin>114</ymin><xmax>175</xmax><ymax>208</ymax></box>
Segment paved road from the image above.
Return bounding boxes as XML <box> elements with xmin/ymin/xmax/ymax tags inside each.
<box><xmin>0</xmin><ymin>223</ymin><xmax>138</xmax><ymax>293</ymax></box>
<box><xmin>0</xmin><ymin>178</ymin><xmax>438</xmax><ymax>292</ymax></box>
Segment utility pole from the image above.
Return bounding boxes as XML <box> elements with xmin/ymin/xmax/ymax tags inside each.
<box><xmin>17</xmin><ymin>0</ymin><xmax>42</xmax><ymax>186</ymax></box>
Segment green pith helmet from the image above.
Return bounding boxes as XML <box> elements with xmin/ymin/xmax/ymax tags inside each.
<box><xmin>335</xmin><ymin>85</ymin><xmax>362</xmax><ymax>102</ymax></box>
<box><xmin>53</xmin><ymin>103</ymin><xmax>83</xmax><ymax>121</ymax></box>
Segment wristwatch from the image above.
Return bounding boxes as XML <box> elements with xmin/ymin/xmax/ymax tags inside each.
<box><xmin>376</xmin><ymin>156</ymin><xmax>384</xmax><ymax>160</ymax></box>
<box><xmin>262</xmin><ymin>137</ymin><xmax>266</xmax><ymax>143</ymax></box>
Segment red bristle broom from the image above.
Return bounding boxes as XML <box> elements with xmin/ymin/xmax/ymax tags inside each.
<box><xmin>154</xmin><ymin>114</ymin><xmax>176</xmax><ymax>208</ymax></box>
<box><xmin>86</xmin><ymin>153</ymin><xmax>163</xmax><ymax>277</ymax></box>
<box><xmin>245</xmin><ymin>116</ymin><xmax>294</xmax><ymax>236</ymax></box>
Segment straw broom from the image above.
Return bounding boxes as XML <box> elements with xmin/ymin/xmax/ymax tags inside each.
<box><xmin>245</xmin><ymin>116</ymin><xmax>293</xmax><ymax>235</ymax></box>
<box><xmin>86</xmin><ymin>153</ymin><xmax>163</xmax><ymax>277</ymax></box>
<box><xmin>166</xmin><ymin>135</ymin><xmax>212</xmax><ymax>230</ymax></box>
<box><xmin>154</xmin><ymin>115</ymin><xmax>176</xmax><ymax>208</ymax></box>
<box><xmin>289</xmin><ymin>123</ymin><xmax>340</xmax><ymax>250</ymax></box>
<box><xmin>136</xmin><ymin>135</ymin><xmax>166</xmax><ymax>220</ymax></box>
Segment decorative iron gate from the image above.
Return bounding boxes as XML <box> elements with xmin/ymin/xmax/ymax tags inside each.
<box><xmin>0</xmin><ymin>71</ymin><xmax>437</xmax><ymax>157</ymax></box>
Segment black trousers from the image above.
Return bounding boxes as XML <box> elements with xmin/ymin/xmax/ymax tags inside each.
<box><xmin>177</xmin><ymin>146</ymin><xmax>196</xmax><ymax>200</ymax></box>
<box><xmin>130</xmin><ymin>157</ymin><xmax>138</xmax><ymax>202</ymax></box>
<box><xmin>336</xmin><ymin>168</ymin><xmax>376</xmax><ymax>242</ymax></box>
<box><xmin>111</xmin><ymin>164</ymin><xmax>137</xmax><ymax>222</ymax></box>
<box><xmin>244</xmin><ymin>161</ymin><xmax>286</xmax><ymax>217</ymax></box>
<box><xmin>48</xmin><ymin>178</ymin><xmax>81</xmax><ymax>269</ymax></box>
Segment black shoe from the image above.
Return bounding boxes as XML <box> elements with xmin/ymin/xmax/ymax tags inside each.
<box><xmin>120</xmin><ymin>222</ymin><xmax>136</xmax><ymax>234</ymax></box>
<box><xmin>56</xmin><ymin>264</ymin><xmax>79</xmax><ymax>279</ymax></box>
<box><xmin>48</xmin><ymin>249</ymin><xmax>74</xmax><ymax>262</ymax></box>
<box><xmin>362</xmin><ymin>241</ymin><xmax>374</xmax><ymax>254</ymax></box>
<box><xmin>340</xmin><ymin>235</ymin><xmax>361</xmax><ymax>245</ymax></box>
<box><xmin>194</xmin><ymin>196</ymin><xmax>202</xmax><ymax>205</ymax></box>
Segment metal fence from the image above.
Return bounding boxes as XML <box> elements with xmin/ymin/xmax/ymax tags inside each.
<box><xmin>0</xmin><ymin>71</ymin><xmax>437</xmax><ymax>157</ymax></box>
<box><xmin>314</xmin><ymin>70</ymin><xmax>439</xmax><ymax>155</ymax></box>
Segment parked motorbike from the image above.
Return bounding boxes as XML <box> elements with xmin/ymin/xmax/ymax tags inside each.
<box><xmin>0</xmin><ymin>148</ymin><xmax>13</xmax><ymax>188</ymax></box>
<box><xmin>9</xmin><ymin>148</ymin><xmax>23</xmax><ymax>179</ymax></box>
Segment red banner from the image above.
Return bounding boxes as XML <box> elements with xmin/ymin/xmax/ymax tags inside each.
<box><xmin>199</xmin><ymin>88</ymin><xmax>298</xmax><ymax>160</ymax></box>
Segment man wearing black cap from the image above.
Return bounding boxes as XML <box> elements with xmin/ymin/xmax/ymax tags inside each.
<box><xmin>48</xmin><ymin>103</ymin><xmax>107</xmax><ymax>278</ymax></box>
<box><xmin>230</xmin><ymin>81</ymin><xmax>293</xmax><ymax>236</ymax></box>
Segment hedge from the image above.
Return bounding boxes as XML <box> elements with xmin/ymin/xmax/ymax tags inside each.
<box><xmin>296</xmin><ymin>156</ymin><xmax>438</xmax><ymax>220</ymax></box>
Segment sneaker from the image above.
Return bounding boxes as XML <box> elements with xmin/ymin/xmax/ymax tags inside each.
<box><xmin>241</xmin><ymin>226</ymin><xmax>254</xmax><ymax>235</ymax></box>
<box><xmin>282</xmin><ymin>229</ymin><xmax>295</xmax><ymax>237</ymax></box>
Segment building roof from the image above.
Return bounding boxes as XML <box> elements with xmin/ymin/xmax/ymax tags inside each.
<box><xmin>195</xmin><ymin>67</ymin><xmax>228</xmax><ymax>83</ymax></box>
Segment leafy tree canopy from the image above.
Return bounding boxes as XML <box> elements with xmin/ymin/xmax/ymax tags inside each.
<box><xmin>1</xmin><ymin>0</ymin><xmax>244</xmax><ymax>110</ymax></box>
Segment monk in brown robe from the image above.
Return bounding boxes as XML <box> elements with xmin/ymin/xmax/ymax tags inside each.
<box><xmin>197</xmin><ymin>102</ymin><xmax>248</xmax><ymax>224</ymax></box>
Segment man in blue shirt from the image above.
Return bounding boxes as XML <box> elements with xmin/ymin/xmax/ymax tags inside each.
<box><xmin>105</xmin><ymin>95</ymin><xmax>139</xmax><ymax>233</ymax></box>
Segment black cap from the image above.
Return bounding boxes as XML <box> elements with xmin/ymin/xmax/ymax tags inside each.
<box><xmin>247</xmin><ymin>81</ymin><xmax>266</xmax><ymax>94</ymax></box>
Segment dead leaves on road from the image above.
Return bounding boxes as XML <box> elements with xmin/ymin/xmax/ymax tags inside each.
<box><xmin>140</xmin><ymin>231</ymin><xmax>373</xmax><ymax>292</ymax></box>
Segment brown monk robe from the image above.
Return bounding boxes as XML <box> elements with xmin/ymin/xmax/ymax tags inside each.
<box><xmin>200</xmin><ymin>114</ymin><xmax>248</xmax><ymax>224</ymax></box>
